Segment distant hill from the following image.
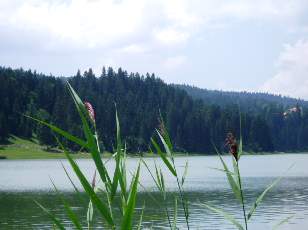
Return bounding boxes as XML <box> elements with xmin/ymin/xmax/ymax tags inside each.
<box><xmin>175</xmin><ymin>84</ymin><xmax>308</xmax><ymax>113</ymax></box>
<box><xmin>1</xmin><ymin>66</ymin><xmax>308</xmax><ymax>154</ymax></box>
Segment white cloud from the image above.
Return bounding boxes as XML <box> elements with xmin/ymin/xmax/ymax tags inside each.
<box><xmin>8</xmin><ymin>0</ymin><xmax>145</xmax><ymax>47</ymax></box>
<box><xmin>117</xmin><ymin>44</ymin><xmax>147</xmax><ymax>54</ymax></box>
<box><xmin>2</xmin><ymin>0</ymin><xmax>305</xmax><ymax>49</ymax></box>
<box><xmin>219</xmin><ymin>0</ymin><xmax>301</xmax><ymax>21</ymax></box>
<box><xmin>260</xmin><ymin>39</ymin><xmax>308</xmax><ymax>100</ymax></box>
<box><xmin>163</xmin><ymin>55</ymin><xmax>187</xmax><ymax>70</ymax></box>
<box><xmin>1</xmin><ymin>0</ymin><xmax>308</xmax><ymax>82</ymax></box>
<box><xmin>154</xmin><ymin>28</ymin><xmax>190</xmax><ymax>45</ymax></box>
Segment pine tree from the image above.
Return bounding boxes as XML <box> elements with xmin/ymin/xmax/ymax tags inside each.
<box><xmin>36</xmin><ymin>109</ymin><xmax>55</xmax><ymax>148</ymax></box>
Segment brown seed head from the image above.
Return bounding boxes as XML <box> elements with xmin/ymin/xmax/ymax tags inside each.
<box><xmin>225</xmin><ymin>132</ymin><xmax>238</xmax><ymax>161</ymax></box>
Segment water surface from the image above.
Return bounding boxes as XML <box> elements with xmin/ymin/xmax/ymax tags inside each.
<box><xmin>1</xmin><ymin>154</ymin><xmax>308</xmax><ymax>229</ymax></box>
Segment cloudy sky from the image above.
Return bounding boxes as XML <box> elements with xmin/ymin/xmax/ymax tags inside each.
<box><xmin>1</xmin><ymin>0</ymin><xmax>308</xmax><ymax>99</ymax></box>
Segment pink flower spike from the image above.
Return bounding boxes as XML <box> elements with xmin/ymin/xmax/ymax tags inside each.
<box><xmin>84</xmin><ymin>101</ymin><xmax>95</xmax><ymax>123</ymax></box>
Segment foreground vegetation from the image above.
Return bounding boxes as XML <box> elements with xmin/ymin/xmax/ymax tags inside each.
<box><xmin>25</xmin><ymin>82</ymin><xmax>293</xmax><ymax>230</ymax></box>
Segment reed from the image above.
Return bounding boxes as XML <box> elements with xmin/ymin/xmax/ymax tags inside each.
<box><xmin>26</xmin><ymin>82</ymin><xmax>188</xmax><ymax>229</ymax></box>
<box><xmin>201</xmin><ymin>122</ymin><xmax>293</xmax><ymax>230</ymax></box>
<box><xmin>27</xmin><ymin>82</ymin><xmax>292</xmax><ymax>229</ymax></box>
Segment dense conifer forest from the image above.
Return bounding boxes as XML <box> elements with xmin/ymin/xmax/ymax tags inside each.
<box><xmin>1</xmin><ymin>66</ymin><xmax>308</xmax><ymax>154</ymax></box>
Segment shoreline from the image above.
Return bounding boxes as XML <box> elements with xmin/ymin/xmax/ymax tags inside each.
<box><xmin>1</xmin><ymin>150</ymin><xmax>307</xmax><ymax>160</ymax></box>
<box><xmin>1</xmin><ymin>136</ymin><xmax>307</xmax><ymax>160</ymax></box>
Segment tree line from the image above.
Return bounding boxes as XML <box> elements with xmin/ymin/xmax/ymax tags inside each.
<box><xmin>1</xmin><ymin>66</ymin><xmax>308</xmax><ymax>154</ymax></box>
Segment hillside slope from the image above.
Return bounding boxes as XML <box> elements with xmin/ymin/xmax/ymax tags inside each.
<box><xmin>176</xmin><ymin>84</ymin><xmax>308</xmax><ymax>112</ymax></box>
<box><xmin>1</xmin><ymin>66</ymin><xmax>308</xmax><ymax>153</ymax></box>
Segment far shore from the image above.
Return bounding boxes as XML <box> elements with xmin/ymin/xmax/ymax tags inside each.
<box><xmin>1</xmin><ymin>135</ymin><xmax>307</xmax><ymax>160</ymax></box>
<box><xmin>1</xmin><ymin>147</ymin><xmax>307</xmax><ymax>160</ymax></box>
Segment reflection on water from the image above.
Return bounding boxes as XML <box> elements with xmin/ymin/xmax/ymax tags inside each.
<box><xmin>0</xmin><ymin>154</ymin><xmax>308</xmax><ymax>229</ymax></box>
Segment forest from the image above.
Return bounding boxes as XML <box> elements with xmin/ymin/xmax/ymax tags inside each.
<box><xmin>1</xmin><ymin>66</ymin><xmax>308</xmax><ymax>154</ymax></box>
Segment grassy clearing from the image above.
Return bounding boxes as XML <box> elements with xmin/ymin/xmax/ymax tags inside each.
<box><xmin>0</xmin><ymin>136</ymin><xmax>92</xmax><ymax>159</ymax></box>
<box><xmin>1</xmin><ymin>138</ymin><xmax>302</xmax><ymax>160</ymax></box>
<box><xmin>0</xmin><ymin>136</ymin><xmax>192</xmax><ymax>160</ymax></box>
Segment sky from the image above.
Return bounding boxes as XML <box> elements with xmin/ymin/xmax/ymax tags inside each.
<box><xmin>1</xmin><ymin>0</ymin><xmax>308</xmax><ymax>99</ymax></box>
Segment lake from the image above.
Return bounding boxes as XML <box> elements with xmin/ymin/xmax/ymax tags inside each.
<box><xmin>1</xmin><ymin>154</ymin><xmax>308</xmax><ymax>229</ymax></box>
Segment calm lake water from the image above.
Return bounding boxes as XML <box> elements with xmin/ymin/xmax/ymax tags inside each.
<box><xmin>1</xmin><ymin>154</ymin><xmax>308</xmax><ymax>229</ymax></box>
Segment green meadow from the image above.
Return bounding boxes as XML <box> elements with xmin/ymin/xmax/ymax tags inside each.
<box><xmin>0</xmin><ymin>136</ymin><xmax>91</xmax><ymax>159</ymax></box>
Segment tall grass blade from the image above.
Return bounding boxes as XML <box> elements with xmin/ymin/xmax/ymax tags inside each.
<box><xmin>248</xmin><ymin>164</ymin><xmax>293</xmax><ymax>220</ymax></box>
<box><xmin>213</xmin><ymin>144</ymin><xmax>241</xmax><ymax>202</ymax></box>
<box><xmin>87</xmin><ymin>200</ymin><xmax>93</xmax><ymax>229</ymax></box>
<box><xmin>151</xmin><ymin>138</ymin><xmax>177</xmax><ymax>176</ymax></box>
<box><xmin>141</xmin><ymin>181</ymin><xmax>172</xmax><ymax>228</ymax></box>
<box><xmin>247</xmin><ymin>176</ymin><xmax>282</xmax><ymax>220</ymax></box>
<box><xmin>238</xmin><ymin>137</ymin><xmax>243</xmax><ymax>161</ymax></box>
<box><xmin>34</xmin><ymin>200</ymin><xmax>65</xmax><ymax>230</ymax></box>
<box><xmin>181</xmin><ymin>161</ymin><xmax>188</xmax><ymax>186</ymax></box>
<box><xmin>50</xmin><ymin>179</ymin><xmax>82</xmax><ymax>230</ymax></box>
<box><xmin>232</xmin><ymin>158</ymin><xmax>239</xmax><ymax>185</ymax></box>
<box><xmin>61</xmin><ymin>162</ymin><xmax>87</xmax><ymax>206</ymax></box>
<box><xmin>156</xmin><ymin>130</ymin><xmax>172</xmax><ymax>156</ymax></box>
<box><xmin>172</xmin><ymin>197</ymin><xmax>178</xmax><ymax>230</ymax></box>
<box><xmin>272</xmin><ymin>215</ymin><xmax>294</xmax><ymax>230</ymax></box>
<box><xmin>201</xmin><ymin>203</ymin><xmax>244</xmax><ymax>230</ymax></box>
<box><xmin>121</xmin><ymin>163</ymin><xmax>141</xmax><ymax>230</ymax></box>
<box><xmin>209</xmin><ymin>167</ymin><xmax>235</xmax><ymax>176</ymax></box>
<box><xmin>136</xmin><ymin>165</ymin><xmax>172</xmax><ymax>229</ymax></box>
<box><xmin>118</xmin><ymin>150</ymin><xmax>128</xmax><ymax>206</ymax></box>
<box><xmin>154</xmin><ymin>162</ymin><xmax>162</xmax><ymax>191</ymax></box>
<box><xmin>238</xmin><ymin>112</ymin><xmax>243</xmax><ymax>160</ymax></box>
<box><xmin>111</xmin><ymin>110</ymin><xmax>124</xmax><ymax>201</ymax></box>
<box><xmin>157</xmin><ymin>122</ymin><xmax>189</xmax><ymax>229</ymax></box>
<box><xmin>67</xmin><ymin>82</ymin><xmax>112</xmax><ymax>189</ymax></box>
<box><xmin>158</xmin><ymin>115</ymin><xmax>173</xmax><ymax>152</ymax></box>
<box><xmin>25</xmin><ymin>115</ymin><xmax>87</xmax><ymax>148</ymax></box>
<box><xmin>87</xmin><ymin>170</ymin><xmax>97</xmax><ymax>229</ymax></box>
<box><xmin>141</xmin><ymin>159</ymin><xmax>161</xmax><ymax>191</ymax></box>
<box><xmin>111</xmin><ymin>151</ymin><xmax>121</xmax><ymax>200</ymax></box>
<box><xmin>137</xmin><ymin>202</ymin><xmax>145</xmax><ymax>230</ymax></box>
<box><xmin>160</xmin><ymin>168</ymin><xmax>165</xmax><ymax>194</ymax></box>
<box><xmin>66</xmin><ymin>82</ymin><xmax>94</xmax><ymax>125</ymax></box>
<box><xmin>61</xmin><ymin>162</ymin><xmax>79</xmax><ymax>193</ymax></box>
<box><xmin>58</xmin><ymin>140</ymin><xmax>115</xmax><ymax>227</ymax></box>
<box><xmin>119</xmin><ymin>142</ymin><xmax>128</xmax><ymax>198</ymax></box>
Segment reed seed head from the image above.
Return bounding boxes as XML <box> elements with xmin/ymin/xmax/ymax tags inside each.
<box><xmin>225</xmin><ymin>132</ymin><xmax>238</xmax><ymax>161</ymax></box>
<box><xmin>84</xmin><ymin>101</ymin><xmax>95</xmax><ymax>123</ymax></box>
